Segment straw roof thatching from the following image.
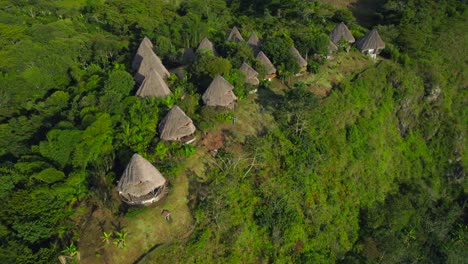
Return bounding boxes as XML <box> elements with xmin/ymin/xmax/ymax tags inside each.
<box><xmin>290</xmin><ymin>46</ymin><xmax>308</xmax><ymax>68</ymax></box>
<box><xmin>256</xmin><ymin>51</ymin><xmax>276</xmax><ymax>75</ymax></box>
<box><xmin>132</xmin><ymin>37</ymin><xmax>154</xmax><ymax>70</ymax></box>
<box><xmin>141</xmin><ymin>36</ymin><xmax>154</xmax><ymax>49</ymax></box>
<box><xmin>118</xmin><ymin>154</ymin><xmax>166</xmax><ymax>197</ymax></box>
<box><xmin>197</xmin><ymin>37</ymin><xmax>218</xmax><ymax>56</ymax></box>
<box><xmin>182</xmin><ymin>48</ymin><xmax>195</xmax><ymax>64</ymax></box>
<box><xmin>135</xmin><ymin>69</ymin><xmax>172</xmax><ymax>98</ymax></box>
<box><xmin>239</xmin><ymin>62</ymin><xmax>259</xmax><ymax>85</ymax></box>
<box><xmin>134</xmin><ymin>48</ymin><xmax>170</xmax><ymax>84</ymax></box>
<box><xmin>247</xmin><ymin>32</ymin><xmax>261</xmax><ymax>54</ymax></box>
<box><xmin>329</xmin><ymin>22</ymin><xmax>355</xmax><ymax>45</ymax></box>
<box><xmin>328</xmin><ymin>40</ymin><xmax>338</xmax><ymax>54</ymax></box>
<box><xmin>202</xmin><ymin>75</ymin><xmax>237</xmax><ymax>107</ymax></box>
<box><xmin>159</xmin><ymin>105</ymin><xmax>196</xmax><ymax>141</ymax></box>
<box><xmin>227</xmin><ymin>26</ymin><xmax>244</xmax><ymax>42</ymax></box>
<box><xmin>356</xmin><ymin>29</ymin><xmax>385</xmax><ymax>52</ymax></box>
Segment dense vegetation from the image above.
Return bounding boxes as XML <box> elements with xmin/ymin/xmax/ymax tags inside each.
<box><xmin>0</xmin><ymin>0</ymin><xmax>465</xmax><ymax>263</ymax></box>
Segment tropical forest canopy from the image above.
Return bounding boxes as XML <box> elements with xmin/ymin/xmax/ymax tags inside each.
<box><xmin>0</xmin><ymin>0</ymin><xmax>466</xmax><ymax>263</ymax></box>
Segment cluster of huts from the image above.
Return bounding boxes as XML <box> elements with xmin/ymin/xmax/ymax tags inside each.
<box><xmin>117</xmin><ymin>23</ymin><xmax>386</xmax><ymax>205</ymax></box>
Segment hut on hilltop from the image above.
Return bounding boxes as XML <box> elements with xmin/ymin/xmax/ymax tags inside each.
<box><xmin>247</xmin><ymin>32</ymin><xmax>261</xmax><ymax>55</ymax></box>
<box><xmin>197</xmin><ymin>37</ymin><xmax>218</xmax><ymax>56</ymax></box>
<box><xmin>159</xmin><ymin>105</ymin><xmax>196</xmax><ymax>144</ymax></box>
<box><xmin>329</xmin><ymin>22</ymin><xmax>355</xmax><ymax>51</ymax></box>
<box><xmin>356</xmin><ymin>29</ymin><xmax>385</xmax><ymax>59</ymax></box>
<box><xmin>118</xmin><ymin>154</ymin><xmax>167</xmax><ymax>205</ymax></box>
<box><xmin>256</xmin><ymin>51</ymin><xmax>276</xmax><ymax>80</ymax></box>
<box><xmin>135</xmin><ymin>69</ymin><xmax>172</xmax><ymax>98</ymax></box>
<box><xmin>239</xmin><ymin>62</ymin><xmax>259</xmax><ymax>86</ymax></box>
<box><xmin>227</xmin><ymin>26</ymin><xmax>244</xmax><ymax>42</ymax></box>
<box><xmin>202</xmin><ymin>75</ymin><xmax>237</xmax><ymax>108</ymax></box>
<box><xmin>290</xmin><ymin>46</ymin><xmax>308</xmax><ymax>73</ymax></box>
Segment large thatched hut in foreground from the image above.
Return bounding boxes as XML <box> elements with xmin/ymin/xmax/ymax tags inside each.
<box><xmin>159</xmin><ymin>105</ymin><xmax>196</xmax><ymax>143</ymax></box>
<box><xmin>202</xmin><ymin>75</ymin><xmax>237</xmax><ymax>108</ymax></box>
<box><xmin>135</xmin><ymin>69</ymin><xmax>172</xmax><ymax>98</ymax></box>
<box><xmin>227</xmin><ymin>26</ymin><xmax>244</xmax><ymax>42</ymax></box>
<box><xmin>356</xmin><ymin>29</ymin><xmax>385</xmax><ymax>59</ymax></box>
<box><xmin>329</xmin><ymin>22</ymin><xmax>355</xmax><ymax>50</ymax></box>
<box><xmin>118</xmin><ymin>154</ymin><xmax>167</xmax><ymax>205</ymax></box>
<box><xmin>256</xmin><ymin>51</ymin><xmax>276</xmax><ymax>80</ymax></box>
<box><xmin>239</xmin><ymin>62</ymin><xmax>259</xmax><ymax>86</ymax></box>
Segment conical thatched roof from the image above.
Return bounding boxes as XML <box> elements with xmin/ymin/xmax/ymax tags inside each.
<box><xmin>132</xmin><ymin>37</ymin><xmax>157</xmax><ymax>70</ymax></box>
<box><xmin>197</xmin><ymin>37</ymin><xmax>217</xmax><ymax>55</ymax></box>
<box><xmin>159</xmin><ymin>105</ymin><xmax>196</xmax><ymax>141</ymax></box>
<box><xmin>118</xmin><ymin>154</ymin><xmax>166</xmax><ymax>197</ymax></box>
<box><xmin>239</xmin><ymin>62</ymin><xmax>259</xmax><ymax>85</ymax></box>
<box><xmin>202</xmin><ymin>75</ymin><xmax>237</xmax><ymax>107</ymax></box>
<box><xmin>329</xmin><ymin>22</ymin><xmax>355</xmax><ymax>45</ymax></box>
<box><xmin>256</xmin><ymin>51</ymin><xmax>276</xmax><ymax>75</ymax></box>
<box><xmin>328</xmin><ymin>40</ymin><xmax>338</xmax><ymax>54</ymax></box>
<box><xmin>356</xmin><ymin>29</ymin><xmax>385</xmax><ymax>52</ymax></box>
<box><xmin>290</xmin><ymin>46</ymin><xmax>307</xmax><ymax>68</ymax></box>
<box><xmin>182</xmin><ymin>48</ymin><xmax>195</xmax><ymax>64</ymax></box>
<box><xmin>136</xmin><ymin>69</ymin><xmax>172</xmax><ymax>98</ymax></box>
<box><xmin>227</xmin><ymin>26</ymin><xmax>244</xmax><ymax>42</ymax></box>
<box><xmin>141</xmin><ymin>36</ymin><xmax>154</xmax><ymax>49</ymax></box>
<box><xmin>134</xmin><ymin>49</ymin><xmax>170</xmax><ymax>84</ymax></box>
<box><xmin>247</xmin><ymin>32</ymin><xmax>261</xmax><ymax>54</ymax></box>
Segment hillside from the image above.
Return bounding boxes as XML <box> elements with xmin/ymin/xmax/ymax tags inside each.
<box><xmin>0</xmin><ymin>0</ymin><xmax>466</xmax><ymax>263</ymax></box>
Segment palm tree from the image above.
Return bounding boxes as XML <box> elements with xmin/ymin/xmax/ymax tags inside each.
<box><xmin>101</xmin><ymin>231</ymin><xmax>112</xmax><ymax>244</ymax></box>
<box><xmin>113</xmin><ymin>231</ymin><xmax>128</xmax><ymax>249</ymax></box>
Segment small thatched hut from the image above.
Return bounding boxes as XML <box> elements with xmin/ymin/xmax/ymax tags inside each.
<box><xmin>118</xmin><ymin>154</ymin><xmax>167</xmax><ymax>205</ymax></box>
<box><xmin>197</xmin><ymin>37</ymin><xmax>218</xmax><ymax>56</ymax></box>
<box><xmin>202</xmin><ymin>75</ymin><xmax>237</xmax><ymax>108</ymax></box>
<box><xmin>329</xmin><ymin>22</ymin><xmax>355</xmax><ymax>49</ymax></box>
<box><xmin>227</xmin><ymin>26</ymin><xmax>244</xmax><ymax>42</ymax></box>
<box><xmin>239</xmin><ymin>62</ymin><xmax>259</xmax><ymax>86</ymax></box>
<box><xmin>290</xmin><ymin>46</ymin><xmax>307</xmax><ymax>72</ymax></box>
<box><xmin>356</xmin><ymin>29</ymin><xmax>385</xmax><ymax>59</ymax></box>
<box><xmin>247</xmin><ymin>32</ymin><xmax>261</xmax><ymax>55</ymax></box>
<box><xmin>134</xmin><ymin>50</ymin><xmax>170</xmax><ymax>84</ymax></box>
<box><xmin>159</xmin><ymin>105</ymin><xmax>196</xmax><ymax>143</ymax></box>
<box><xmin>135</xmin><ymin>69</ymin><xmax>172</xmax><ymax>98</ymax></box>
<box><xmin>182</xmin><ymin>48</ymin><xmax>196</xmax><ymax>64</ymax></box>
<box><xmin>256</xmin><ymin>51</ymin><xmax>276</xmax><ymax>80</ymax></box>
<box><xmin>132</xmin><ymin>37</ymin><xmax>154</xmax><ymax>70</ymax></box>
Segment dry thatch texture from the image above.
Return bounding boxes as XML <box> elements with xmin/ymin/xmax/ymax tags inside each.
<box><xmin>328</xmin><ymin>40</ymin><xmax>338</xmax><ymax>54</ymax></box>
<box><xmin>182</xmin><ymin>48</ymin><xmax>195</xmax><ymax>64</ymax></box>
<box><xmin>118</xmin><ymin>154</ymin><xmax>166</xmax><ymax>197</ymax></box>
<box><xmin>356</xmin><ymin>29</ymin><xmax>385</xmax><ymax>52</ymax></box>
<box><xmin>290</xmin><ymin>46</ymin><xmax>308</xmax><ymax>68</ymax></box>
<box><xmin>239</xmin><ymin>62</ymin><xmax>260</xmax><ymax>85</ymax></box>
<box><xmin>136</xmin><ymin>69</ymin><xmax>172</xmax><ymax>98</ymax></box>
<box><xmin>202</xmin><ymin>75</ymin><xmax>237</xmax><ymax>107</ymax></box>
<box><xmin>227</xmin><ymin>26</ymin><xmax>244</xmax><ymax>42</ymax></box>
<box><xmin>247</xmin><ymin>32</ymin><xmax>261</xmax><ymax>55</ymax></box>
<box><xmin>159</xmin><ymin>105</ymin><xmax>196</xmax><ymax>141</ymax></box>
<box><xmin>132</xmin><ymin>37</ymin><xmax>156</xmax><ymax>70</ymax></box>
<box><xmin>197</xmin><ymin>37</ymin><xmax>218</xmax><ymax>56</ymax></box>
<box><xmin>329</xmin><ymin>22</ymin><xmax>355</xmax><ymax>45</ymax></box>
<box><xmin>135</xmin><ymin>53</ymin><xmax>170</xmax><ymax>84</ymax></box>
<box><xmin>256</xmin><ymin>51</ymin><xmax>276</xmax><ymax>75</ymax></box>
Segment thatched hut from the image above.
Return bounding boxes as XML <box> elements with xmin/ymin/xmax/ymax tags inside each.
<box><xmin>132</xmin><ymin>37</ymin><xmax>154</xmax><ymax>70</ymax></box>
<box><xmin>256</xmin><ymin>51</ymin><xmax>276</xmax><ymax>80</ymax></box>
<box><xmin>134</xmin><ymin>48</ymin><xmax>170</xmax><ymax>84</ymax></box>
<box><xmin>197</xmin><ymin>37</ymin><xmax>218</xmax><ymax>56</ymax></box>
<box><xmin>118</xmin><ymin>154</ymin><xmax>167</xmax><ymax>205</ymax></box>
<box><xmin>329</xmin><ymin>22</ymin><xmax>355</xmax><ymax>49</ymax></box>
<box><xmin>159</xmin><ymin>105</ymin><xmax>196</xmax><ymax>143</ymax></box>
<box><xmin>135</xmin><ymin>69</ymin><xmax>172</xmax><ymax>98</ymax></box>
<box><xmin>290</xmin><ymin>46</ymin><xmax>307</xmax><ymax>73</ymax></box>
<box><xmin>202</xmin><ymin>75</ymin><xmax>237</xmax><ymax>108</ymax></box>
<box><xmin>356</xmin><ymin>29</ymin><xmax>385</xmax><ymax>59</ymax></box>
<box><xmin>182</xmin><ymin>48</ymin><xmax>195</xmax><ymax>64</ymax></box>
<box><xmin>239</xmin><ymin>62</ymin><xmax>259</xmax><ymax>86</ymax></box>
<box><xmin>247</xmin><ymin>32</ymin><xmax>261</xmax><ymax>55</ymax></box>
<box><xmin>227</xmin><ymin>26</ymin><xmax>244</xmax><ymax>42</ymax></box>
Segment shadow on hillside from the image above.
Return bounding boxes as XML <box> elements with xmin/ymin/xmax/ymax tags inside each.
<box><xmin>349</xmin><ymin>0</ymin><xmax>384</xmax><ymax>28</ymax></box>
<box><xmin>255</xmin><ymin>86</ymin><xmax>283</xmax><ymax>113</ymax></box>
